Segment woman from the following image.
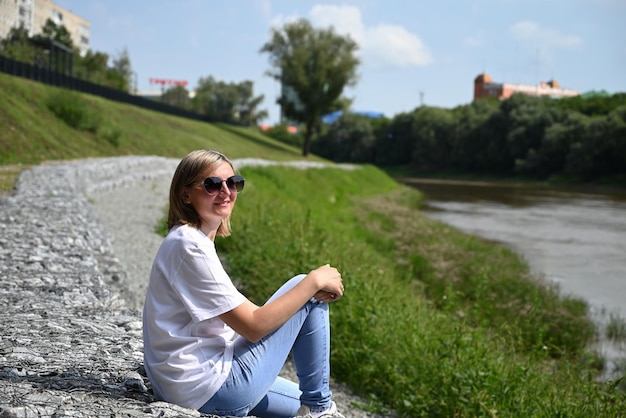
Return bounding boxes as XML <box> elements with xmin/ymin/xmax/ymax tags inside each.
<box><xmin>142</xmin><ymin>149</ymin><xmax>345</xmax><ymax>417</ymax></box>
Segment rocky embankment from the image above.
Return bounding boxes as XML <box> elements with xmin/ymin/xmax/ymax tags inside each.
<box><xmin>0</xmin><ymin>156</ymin><xmax>386</xmax><ymax>418</ymax></box>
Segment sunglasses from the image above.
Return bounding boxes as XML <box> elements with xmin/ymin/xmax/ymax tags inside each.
<box><xmin>195</xmin><ymin>175</ymin><xmax>245</xmax><ymax>195</ymax></box>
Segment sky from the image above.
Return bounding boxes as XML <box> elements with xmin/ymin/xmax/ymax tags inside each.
<box><xmin>54</xmin><ymin>0</ymin><xmax>626</xmax><ymax>125</ymax></box>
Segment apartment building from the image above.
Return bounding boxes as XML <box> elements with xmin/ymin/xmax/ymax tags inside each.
<box><xmin>474</xmin><ymin>72</ymin><xmax>579</xmax><ymax>101</ymax></box>
<box><xmin>0</xmin><ymin>0</ymin><xmax>90</xmax><ymax>54</ymax></box>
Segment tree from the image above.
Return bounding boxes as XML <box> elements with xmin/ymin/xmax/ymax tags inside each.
<box><xmin>260</xmin><ymin>19</ymin><xmax>360</xmax><ymax>156</ymax></box>
<box><xmin>516</xmin><ymin>111</ymin><xmax>587</xmax><ymax>179</ymax></box>
<box><xmin>556</xmin><ymin>92</ymin><xmax>626</xmax><ymax>116</ymax></box>
<box><xmin>112</xmin><ymin>47</ymin><xmax>133</xmax><ymax>93</ymax></box>
<box><xmin>410</xmin><ymin>106</ymin><xmax>455</xmax><ymax>172</ymax></box>
<box><xmin>34</xmin><ymin>18</ymin><xmax>73</xmax><ymax>49</ymax></box>
<box><xmin>0</xmin><ymin>24</ymin><xmax>36</xmax><ymax>62</ymax></box>
<box><xmin>72</xmin><ymin>50</ymin><xmax>126</xmax><ymax>90</ymax></box>
<box><xmin>29</xmin><ymin>19</ymin><xmax>74</xmax><ymax>73</ymax></box>
<box><xmin>371</xmin><ymin>112</ymin><xmax>415</xmax><ymax>166</ymax></box>
<box><xmin>73</xmin><ymin>50</ymin><xmax>110</xmax><ymax>82</ymax></box>
<box><xmin>233</xmin><ymin>80</ymin><xmax>268</xmax><ymax>125</ymax></box>
<box><xmin>449</xmin><ymin>99</ymin><xmax>499</xmax><ymax>172</ymax></box>
<box><xmin>192</xmin><ymin>76</ymin><xmax>267</xmax><ymax>125</ymax></box>
<box><xmin>313</xmin><ymin>113</ymin><xmax>375</xmax><ymax>162</ymax></box>
<box><xmin>161</xmin><ymin>85</ymin><xmax>192</xmax><ymax>109</ymax></box>
<box><xmin>1</xmin><ymin>20</ymin><xmax>74</xmax><ymax>72</ymax></box>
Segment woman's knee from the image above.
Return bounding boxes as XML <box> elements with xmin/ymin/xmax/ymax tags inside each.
<box><xmin>266</xmin><ymin>274</ymin><xmax>307</xmax><ymax>303</ymax></box>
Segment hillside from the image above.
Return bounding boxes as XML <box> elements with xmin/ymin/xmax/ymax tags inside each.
<box><xmin>0</xmin><ymin>72</ymin><xmax>320</xmax><ymax>169</ymax></box>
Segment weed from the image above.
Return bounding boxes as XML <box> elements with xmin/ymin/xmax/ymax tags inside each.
<box><xmin>47</xmin><ymin>89</ymin><xmax>100</xmax><ymax>132</ymax></box>
<box><xmin>97</xmin><ymin>124</ymin><xmax>122</xmax><ymax>147</ymax></box>
<box><xmin>607</xmin><ymin>314</ymin><xmax>626</xmax><ymax>341</ymax></box>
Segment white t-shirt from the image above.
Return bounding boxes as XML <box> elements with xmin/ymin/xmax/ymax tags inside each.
<box><xmin>142</xmin><ymin>224</ymin><xmax>247</xmax><ymax>409</ymax></box>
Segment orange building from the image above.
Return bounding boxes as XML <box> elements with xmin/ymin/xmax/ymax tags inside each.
<box><xmin>474</xmin><ymin>73</ymin><xmax>579</xmax><ymax>101</ymax></box>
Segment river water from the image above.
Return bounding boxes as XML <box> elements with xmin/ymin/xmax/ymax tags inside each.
<box><xmin>403</xmin><ymin>179</ymin><xmax>626</xmax><ymax>319</ymax></box>
<box><xmin>402</xmin><ymin>178</ymin><xmax>626</xmax><ymax>372</ymax></box>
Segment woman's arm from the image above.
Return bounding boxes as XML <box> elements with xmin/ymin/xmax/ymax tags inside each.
<box><xmin>219</xmin><ymin>265</ymin><xmax>343</xmax><ymax>342</ymax></box>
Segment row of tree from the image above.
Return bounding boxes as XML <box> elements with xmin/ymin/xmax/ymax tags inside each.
<box><xmin>160</xmin><ymin>77</ymin><xmax>267</xmax><ymax>125</ymax></box>
<box><xmin>0</xmin><ymin>20</ymin><xmax>133</xmax><ymax>92</ymax></box>
<box><xmin>1</xmin><ymin>17</ymin><xmax>361</xmax><ymax>137</ymax></box>
<box><xmin>0</xmin><ymin>19</ymin><xmax>269</xmax><ymax>126</ymax></box>
<box><xmin>307</xmin><ymin>92</ymin><xmax>626</xmax><ymax>182</ymax></box>
<box><xmin>3</xmin><ymin>18</ymin><xmax>623</xmax><ymax>183</ymax></box>
<box><xmin>163</xmin><ymin>18</ymin><xmax>360</xmax><ymax>139</ymax></box>
<box><xmin>0</xmin><ymin>16</ymin><xmax>364</xmax><ymax>142</ymax></box>
<box><xmin>254</xmin><ymin>18</ymin><xmax>626</xmax><ymax>183</ymax></box>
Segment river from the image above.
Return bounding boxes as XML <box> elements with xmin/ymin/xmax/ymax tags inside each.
<box><xmin>402</xmin><ymin>178</ymin><xmax>626</xmax><ymax>373</ymax></box>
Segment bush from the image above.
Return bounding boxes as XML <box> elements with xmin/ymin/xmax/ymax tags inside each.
<box><xmin>97</xmin><ymin>124</ymin><xmax>122</xmax><ymax>147</ymax></box>
<box><xmin>47</xmin><ymin>89</ymin><xmax>99</xmax><ymax>132</ymax></box>
<box><xmin>262</xmin><ymin>125</ymin><xmax>304</xmax><ymax>148</ymax></box>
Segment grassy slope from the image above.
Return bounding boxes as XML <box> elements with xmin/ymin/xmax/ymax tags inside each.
<box><xmin>1</xmin><ymin>73</ymin><xmax>625</xmax><ymax>416</ymax></box>
<box><xmin>222</xmin><ymin>166</ymin><xmax>624</xmax><ymax>417</ymax></box>
<box><xmin>0</xmin><ymin>73</ymin><xmax>318</xmax><ymax>166</ymax></box>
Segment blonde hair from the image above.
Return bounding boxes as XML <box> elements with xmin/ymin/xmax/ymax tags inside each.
<box><xmin>167</xmin><ymin>149</ymin><xmax>237</xmax><ymax>237</ymax></box>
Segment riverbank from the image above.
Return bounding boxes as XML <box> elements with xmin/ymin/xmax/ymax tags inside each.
<box><xmin>397</xmin><ymin>176</ymin><xmax>626</xmax><ymax>196</ymax></box>
<box><xmin>211</xmin><ymin>163</ymin><xmax>626</xmax><ymax>416</ymax></box>
<box><xmin>400</xmin><ymin>175</ymin><xmax>626</xmax><ymax>381</ymax></box>
<box><xmin>402</xmin><ymin>177</ymin><xmax>626</xmax><ymax>317</ymax></box>
<box><xmin>0</xmin><ymin>157</ymin><xmax>384</xmax><ymax>418</ymax></box>
<box><xmin>2</xmin><ymin>157</ymin><xmax>624</xmax><ymax>417</ymax></box>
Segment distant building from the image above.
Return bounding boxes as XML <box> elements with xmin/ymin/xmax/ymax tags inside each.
<box><xmin>135</xmin><ymin>90</ymin><xmax>163</xmax><ymax>100</ymax></box>
<box><xmin>259</xmin><ymin>124</ymin><xmax>298</xmax><ymax>134</ymax></box>
<box><xmin>135</xmin><ymin>89</ymin><xmax>197</xmax><ymax>100</ymax></box>
<box><xmin>0</xmin><ymin>0</ymin><xmax>90</xmax><ymax>55</ymax></box>
<box><xmin>473</xmin><ymin>73</ymin><xmax>579</xmax><ymax>101</ymax></box>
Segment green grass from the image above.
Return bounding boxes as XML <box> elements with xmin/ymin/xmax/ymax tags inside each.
<box><xmin>2</xmin><ymin>73</ymin><xmax>625</xmax><ymax>416</ymax></box>
<box><xmin>216</xmin><ymin>165</ymin><xmax>625</xmax><ymax>417</ymax></box>
<box><xmin>1</xmin><ymin>72</ymin><xmax>320</xmax><ymax>194</ymax></box>
<box><xmin>607</xmin><ymin>314</ymin><xmax>626</xmax><ymax>342</ymax></box>
<box><xmin>0</xmin><ymin>72</ymin><xmax>320</xmax><ymax>169</ymax></box>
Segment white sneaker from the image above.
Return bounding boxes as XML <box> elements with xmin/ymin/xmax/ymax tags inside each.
<box><xmin>296</xmin><ymin>401</ymin><xmax>345</xmax><ymax>418</ymax></box>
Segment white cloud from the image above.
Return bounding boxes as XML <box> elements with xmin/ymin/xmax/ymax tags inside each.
<box><xmin>269</xmin><ymin>13</ymin><xmax>299</xmax><ymax>29</ymax></box>
<box><xmin>364</xmin><ymin>24</ymin><xmax>432</xmax><ymax>68</ymax></box>
<box><xmin>308</xmin><ymin>4</ymin><xmax>432</xmax><ymax>70</ymax></box>
<box><xmin>309</xmin><ymin>4</ymin><xmax>366</xmax><ymax>44</ymax></box>
<box><xmin>510</xmin><ymin>21</ymin><xmax>582</xmax><ymax>48</ymax></box>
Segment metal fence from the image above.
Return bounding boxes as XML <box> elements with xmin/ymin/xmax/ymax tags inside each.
<box><xmin>0</xmin><ymin>54</ymin><xmax>213</xmax><ymax>123</ymax></box>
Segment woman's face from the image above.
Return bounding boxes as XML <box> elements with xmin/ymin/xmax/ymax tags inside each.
<box><xmin>186</xmin><ymin>162</ymin><xmax>238</xmax><ymax>236</ymax></box>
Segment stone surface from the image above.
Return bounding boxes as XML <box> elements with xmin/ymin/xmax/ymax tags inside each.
<box><xmin>0</xmin><ymin>156</ymin><xmax>390</xmax><ymax>417</ymax></box>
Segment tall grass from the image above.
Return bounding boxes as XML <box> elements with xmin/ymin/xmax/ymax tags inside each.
<box><xmin>215</xmin><ymin>164</ymin><xmax>625</xmax><ymax>417</ymax></box>
<box><xmin>607</xmin><ymin>314</ymin><xmax>626</xmax><ymax>341</ymax></box>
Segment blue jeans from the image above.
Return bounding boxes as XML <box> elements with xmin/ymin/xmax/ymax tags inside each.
<box><xmin>199</xmin><ymin>274</ymin><xmax>333</xmax><ymax>417</ymax></box>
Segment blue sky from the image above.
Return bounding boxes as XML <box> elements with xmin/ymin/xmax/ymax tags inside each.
<box><xmin>54</xmin><ymin>0</ymin><xmax>625</xmax><ymax>125</ymax></box>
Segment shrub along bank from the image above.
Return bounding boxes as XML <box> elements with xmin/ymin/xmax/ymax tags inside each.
<box><xmin>215</xmin><ymin>164</ymin><xmax>625</xmax><ymax>417</ymax></box>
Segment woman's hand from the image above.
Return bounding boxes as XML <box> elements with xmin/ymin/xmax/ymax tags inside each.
<box><xmin>313</xmin><ymin>290</ymin><xmax>341</xmax><ymax>303</ymax></box>
<box><xmin>221</xmin><ymin>264</ymin><xmax>345</xmax><ymax>342</ymax></box>
<box><xmin>309</xmin><ymin>264</ymin><xmax>344</xmax><ymax>303</ymax></box>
